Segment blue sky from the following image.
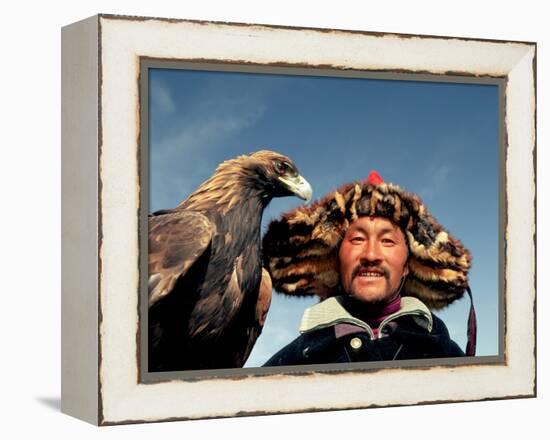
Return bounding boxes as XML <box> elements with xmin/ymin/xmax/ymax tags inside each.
<box><xmin>148</xmin><ymin>67</ymin><xmax>500</xmax><ymax>367</ymax></box>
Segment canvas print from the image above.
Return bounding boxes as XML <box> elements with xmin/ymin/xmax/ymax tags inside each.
<box><xmin>145</xmin><ymin>66</ymin><xmax>500</xmax><ymax>373</ymax></box>
<box><xmin>60</xmin><ymin>16</ymin><xmax>535</xmax><ymax>424</ymax></box>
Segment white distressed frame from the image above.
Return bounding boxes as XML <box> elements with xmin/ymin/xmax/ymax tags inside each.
<box><xmin>61</xmin><ymin>14</ymin><xmax>536</xmax><ymax>425</ymax></box>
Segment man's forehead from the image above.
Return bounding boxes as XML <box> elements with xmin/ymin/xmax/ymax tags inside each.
<box><xmin>348</xmin><ymin>215</ymin><xmax>402</xmax><ymax>232</ymax></box>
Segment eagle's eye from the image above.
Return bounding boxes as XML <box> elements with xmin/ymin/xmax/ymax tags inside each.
<box><xmin>274</xmin><ymin>160</ymin><xmax>287</xmax><ymax>175</ymax></box>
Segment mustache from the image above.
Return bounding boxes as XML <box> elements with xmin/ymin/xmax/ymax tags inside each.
<box><xmin>352</xmin><ymin>264</ymin><xmax>389</xmax><ymax>279</ymax></box>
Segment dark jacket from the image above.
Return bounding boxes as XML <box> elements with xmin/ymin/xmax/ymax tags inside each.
<box><xmin>264</xmin><ymin>296</ymin><xmax>464</xmax><ymax>366</ymax></box>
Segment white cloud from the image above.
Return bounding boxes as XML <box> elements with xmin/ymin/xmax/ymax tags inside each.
<box><xmin>149</xmin><ymin>88</ymin><xmax>268</xmax><ymax>210</ymax></box>
<box><xmin>418</xmin><ymin>164</ymin><xmax>450</xmax><ymax>201</ymax></box>
<box><xmin>150</xmin><ymin>78</ymin><xmax>176</xmax><ymax>114</ymax></box>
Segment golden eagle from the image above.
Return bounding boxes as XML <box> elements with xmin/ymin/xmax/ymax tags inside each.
<box><xmin>148</xmin><ymin>150</ymin><xmax>312</xmax><ymax>371</ymax></box>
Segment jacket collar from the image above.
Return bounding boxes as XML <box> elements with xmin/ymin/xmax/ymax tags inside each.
<box><xmin>299</xmin><ymin>296</ymin><xmax>433</xmax><ymax>337</ymax></box>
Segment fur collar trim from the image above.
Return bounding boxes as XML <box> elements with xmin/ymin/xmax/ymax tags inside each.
<box><xmin>299</xmin><ymin>296</ymin><xmax>433</xmax><ymax>335</ymax></box>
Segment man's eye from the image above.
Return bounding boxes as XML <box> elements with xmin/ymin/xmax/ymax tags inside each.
<box><xmin>350</xmin><ymin>237</ymin><xmax>364</xmax><ymax>243</ymax></box>
<box><xmin>381</xmin><ymin>238</ymin><xmax>395</xmax><ymax>245</ymax></box>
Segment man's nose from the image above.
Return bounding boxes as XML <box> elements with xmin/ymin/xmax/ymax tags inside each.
<box><xmin>359</xmin><ymin>240</ymin><xmax>382</xmax><ymax>263</ymax></box>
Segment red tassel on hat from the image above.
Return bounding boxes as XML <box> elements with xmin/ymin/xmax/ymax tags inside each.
<box><xmin>365</xmin><ymin>170</ymin><xmax>384</xmax><ymax>185</ymax></box>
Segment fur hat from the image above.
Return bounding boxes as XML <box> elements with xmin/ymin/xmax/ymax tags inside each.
<box><xmin>262</xmin><ymin>171</ymin><xmax>472</xmax><ymax>310</ymax></box>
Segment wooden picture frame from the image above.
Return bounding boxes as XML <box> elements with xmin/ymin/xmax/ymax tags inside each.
<box><xmin>61</xmin><ymin>14</ymin><xmax>536</xmax><ymax>425</ymax></box>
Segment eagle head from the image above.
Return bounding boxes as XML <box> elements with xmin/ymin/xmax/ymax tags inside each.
<box><xmin>179</xmin><ymin>150</ymin><xmax>312</xmax><ymax>213</ymax></box>
<box><xmin>246</xmin><ymin>150</ymin><xmax>312</xmax><ymax>202</ymax></box>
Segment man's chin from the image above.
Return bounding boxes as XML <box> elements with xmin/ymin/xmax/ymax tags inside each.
<box><xmin>349</xmin><ymin>290</ymin><xmax>388</xmax><ymax>305</ymax></box>
<box><xmin>350</xmin><ymin>279</ymin><xmax>386</xmax><ymax>301</ymax></box>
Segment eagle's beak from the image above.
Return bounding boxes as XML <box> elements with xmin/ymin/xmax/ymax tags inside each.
<box><xmin>279</xmin><ymin>174</ymin><xmax>313</xmax><ymax>203</ymax></box>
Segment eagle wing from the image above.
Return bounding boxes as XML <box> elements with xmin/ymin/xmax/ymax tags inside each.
<box><xmin>257</xmin><ymin>268</ymin><xmax>273</xmax><ymax>328</ymax></box>
<box><xmin>187</xmin><ymin>255</ymin><xmax>245</xmax><ymax>340</ymax></box>
<box><xmin>239</xmin><ymin>268</ymin><xmax>273</xmax><ymax>365</ymax></box>
<box><xmin>148</xmin><ymin>210</ymin><xmax>215</xmax><ymax>307</ymax></box>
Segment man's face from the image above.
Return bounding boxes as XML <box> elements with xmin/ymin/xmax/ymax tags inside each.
<box><xmin>338</xmin><ymin>216</ymin><xmax>409</xmax><ymax>304</ymax></box>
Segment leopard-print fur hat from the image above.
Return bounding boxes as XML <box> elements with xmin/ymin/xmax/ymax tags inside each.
<box><xmin>262</xmin><ymin>171</ymin><xmax>472</xmax><ymax>310</ymax></box>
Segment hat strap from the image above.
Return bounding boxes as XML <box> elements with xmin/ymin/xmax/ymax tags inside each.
<box><xmin>465</xmin><ymin>285</ymin><xmax>477</xmax><ymax>356</ymax></box>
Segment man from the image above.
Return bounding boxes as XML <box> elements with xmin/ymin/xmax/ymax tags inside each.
<box><xmin>261</xmin><ymin>171</ymin><xmax>475</xmax><ymax>366</ymax></box>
